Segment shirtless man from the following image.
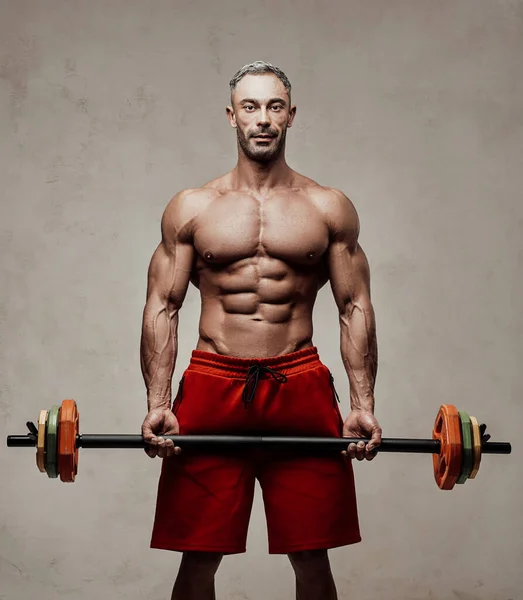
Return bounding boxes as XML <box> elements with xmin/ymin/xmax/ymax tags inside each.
<box><xmin>140</xmin><ymin>61</ymin><xmax>382</xmax><ymax>600</ymax></box>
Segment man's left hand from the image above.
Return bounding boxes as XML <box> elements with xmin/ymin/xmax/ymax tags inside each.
<box><xmin>342</xmin><ymin>410</ymin><xmax>382</xmax><ymax>461</ymax></box>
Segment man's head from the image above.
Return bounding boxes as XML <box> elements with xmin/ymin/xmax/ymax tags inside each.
<box><xmin>226</xmin><ymin>61</ymin><xmax>296</xmax><ymax>164</ymax></box>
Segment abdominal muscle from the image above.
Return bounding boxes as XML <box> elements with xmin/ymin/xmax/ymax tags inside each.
<box><xmin>194</xmin><ymin>255</ymin><xmax>322</xmax><ymax>358</ymax></box>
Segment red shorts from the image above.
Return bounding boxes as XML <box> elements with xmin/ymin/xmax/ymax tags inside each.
<box><xmin>150</xmin><ymin>346</ymin><xmax>361</xmax><ymax>554</ymax></box>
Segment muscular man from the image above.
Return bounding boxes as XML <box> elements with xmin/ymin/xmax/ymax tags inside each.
<box><xmin>140</xmin><ymin>61</ymin><xmax>382</xmax><ymax>600</ymax></box>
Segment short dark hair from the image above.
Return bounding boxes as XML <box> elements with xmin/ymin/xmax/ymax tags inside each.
<box><xmin>229</xmin><ymin>61</ymin><xmax>291</xmax><ymax>100</ymax></box>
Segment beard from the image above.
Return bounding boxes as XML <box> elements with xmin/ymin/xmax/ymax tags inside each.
<box><xmin>237</xmin><ymin>126</ymin><xmax>287</xmax><ymax>164</ymax></box>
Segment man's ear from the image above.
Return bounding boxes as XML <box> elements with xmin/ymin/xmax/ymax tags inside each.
<box><xmin>226</xmin><ymin>105</ymin><xmax>237</xmax><ymax>128</ymax></box>
<box><xmin>287</xmin><ymin>105</ymin><xmax>297</xmax><ymax>128</ymax></box>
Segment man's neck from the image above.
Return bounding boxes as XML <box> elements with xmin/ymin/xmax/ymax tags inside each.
<box><xmin>232</xmin><ymin>151</ymin><xmax>294</xmax><ymax>194</ymax></box>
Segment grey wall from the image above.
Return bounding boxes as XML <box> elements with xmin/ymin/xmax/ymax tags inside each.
<box><xmin>1</xmin><ymin>1</ymin><xmax>521</xmax><ymax>598</ymax></box>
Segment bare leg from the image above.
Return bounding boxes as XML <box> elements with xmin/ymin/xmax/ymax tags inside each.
<box><xmin>288</xmin><ymin>550</ymin><xmax>338</xmax><ymax>600</ymax></box>
<box><xmin>171</xmin><ymin>551</ymin><xmax>224</xmax><ymax>600</ymax></box>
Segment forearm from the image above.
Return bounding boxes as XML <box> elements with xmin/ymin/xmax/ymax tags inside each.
<box><xmin>340</xmin><ymin>299</ymin><xmax>378</xmax><ymax>413</ymax></box>
<box><xmin>140</xmin><ymin>299</ymin><xmax>179</xmax><ymax>411</ymax></box>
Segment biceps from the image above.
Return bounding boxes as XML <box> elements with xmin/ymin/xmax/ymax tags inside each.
<box><xmin>146</xmin><ymin>241</ymin><xmax>194</xmax><ymax>310</ymax></box>
<box><xmin>328</xmin><ymin>242</ymin><xmax>372</xmax><ymax>313</ymax></box>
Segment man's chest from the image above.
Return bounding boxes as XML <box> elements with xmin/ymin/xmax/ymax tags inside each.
<box><xmin>193</xmin><ymin>194</ymin><xmax>330</xmax><ymax>265</ymax></box>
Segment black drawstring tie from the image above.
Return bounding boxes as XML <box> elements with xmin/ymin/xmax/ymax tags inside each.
<box><xmin>242</xmin><ymin>364</ymin><xmax>288</xmax><ymax>408</ymax></box>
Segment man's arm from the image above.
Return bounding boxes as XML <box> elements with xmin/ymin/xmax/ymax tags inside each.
<box><xmin>140</xmin><ymin>191</ymin><xmax>195</xmax><ymax>412</ymax></box>
<box><xmin>326</xmin><ymin>190</ymin><xmax>378</xmax><ymax>414</ymax></box>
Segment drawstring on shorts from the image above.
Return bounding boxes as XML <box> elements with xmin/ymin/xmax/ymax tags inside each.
<box><xmin>242</xmin><ymin>364</ymin><xmax>288</xmax><ymax>408</ymax></box>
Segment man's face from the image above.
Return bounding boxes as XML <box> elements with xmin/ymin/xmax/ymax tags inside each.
<box><xmin>227</xmin><ymin>73</ymin><xmax>296</xmax><ymax>163</ymax></box>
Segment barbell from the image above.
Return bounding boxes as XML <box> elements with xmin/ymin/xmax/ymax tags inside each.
<box><xmin>6</xmin><ymin>400</ymin><xmax>511</xmax><ymax>490</ymax></box>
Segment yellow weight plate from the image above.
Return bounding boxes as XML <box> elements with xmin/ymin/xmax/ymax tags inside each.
<box><xmin>36</xmin><ymin>410</ymin><xmax>48</xmax><ymax>473</ymax></box>
<box><xmin>469</xmin><ymin>415</ymin><xmax>482</xmax><ymax>479</ymax></box>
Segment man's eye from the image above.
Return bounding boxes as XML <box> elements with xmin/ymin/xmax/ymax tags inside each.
<box><xmin>272</xmin><ymin>105</ymin><xmax>282</xmax><ymax>111</ymax></box>
<box><xmin>244</xmin><ymin>106</ymin><xmax>255</xmax><ymax>111</ymax></box>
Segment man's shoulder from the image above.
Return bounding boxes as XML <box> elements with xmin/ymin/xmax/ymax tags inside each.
<box><xmin>304</xmin><ymin>182</ymin><xmax>358</xmax><ymax>228</ymax></box>
<box><xmin>305</xmin><ymin>182</ymin><xmax>354</xmax><ymax>208</ymax></box>
<box><xmin>169</xmin><ymin>185</ymin><xmax>221</xmax><ymax>206</ymax></box>
<box><xmin>168</xmin><ymin>171</ymin><xmax>234</xmax><ymax>206</ymax></box>
<box><xmin>291</xmin><ymin>172</ymin><xmax>354</xmax><ymax>207</ymax></box>
<box><xmin>163</xmin><ymin>185</ymin><xmax>220</xmax><ymax>220</ymax></box>
<box><xmin>159</xmin><ymin>188</ymin><xmax>213</xmax><ymax>244</ymax></box>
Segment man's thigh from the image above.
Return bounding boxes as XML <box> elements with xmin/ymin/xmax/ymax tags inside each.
<box><xmin>150</xmin><ymin>453</ymin><xmax>256</xmax><ymax>554</ymax></box>
<box><xmin>257</xmin><ymin>454</ymin><xmax>361</xmax><ymax>554</ymax></box>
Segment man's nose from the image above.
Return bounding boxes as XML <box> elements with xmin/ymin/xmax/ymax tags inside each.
<box><xmin>257</xmin><ymin>108</ymin><xmax>270</xmax><ymax>126</ymax></box>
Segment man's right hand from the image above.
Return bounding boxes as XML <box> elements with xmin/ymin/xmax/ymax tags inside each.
<box><xmin>141</xmin><ymin>407</ymin><xmax>181</xmax><ymax>458</ymax></box>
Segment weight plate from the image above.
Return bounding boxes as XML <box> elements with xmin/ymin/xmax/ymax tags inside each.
<box><xmin>45</xmin><ymin>405</ymin><xmax>60</xmax><ymax>479</ymax></box>
<box><xmin>36</xmin><ymin>410</ymin><xmax>48</xmax><ymax>473</ymax></box>
<box><xmin>456</xmin><ymin>411</ymin><xmax>474</xmax><ymax>484</ymax></box>
<box><xmin>432</xmin><ymin>404</ymin><xmax>462</xmax><ymax>490</ymax></box>
<box><xmin>58</xmin><ymin>399</ymin><xmax>79</xmax><ymax>483</ymax></box>
<box><xmin>469</xmin><ymin>415</ymin><xmax>482</xmax><ymax>479</ymax></box>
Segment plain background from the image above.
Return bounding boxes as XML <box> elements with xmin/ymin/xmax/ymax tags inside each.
<box><xmin>1</xmin><ymin>1</ymin><xmax>521</xmax><ymax>599</ymax></box>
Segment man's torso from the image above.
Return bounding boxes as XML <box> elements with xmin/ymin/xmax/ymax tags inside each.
<box><xmin>174</xmin><ymin>170</ymin><xmax>352</xmax><ymax>358</ymax></box>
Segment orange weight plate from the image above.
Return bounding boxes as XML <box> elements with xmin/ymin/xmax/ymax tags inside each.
<box><xmin>432</xmin><ymin>404</ymin><xmax>462</xmax><ymax>490</ymax></box>
<box><xmin>36</xmin><ymin>410</ymin><xmax>48</xmax><ymax>473</ymax></box>
<box><xmin>58</xmin><ymin>399</ymin><xmax>79</xmax><ymax>483</ymax></box>
<box><xmin>469</xmin><ymin>415</ymin><xmax>482</xmax><ymax>479</ymax></box>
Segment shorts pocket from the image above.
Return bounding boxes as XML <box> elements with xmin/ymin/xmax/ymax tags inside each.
<box><xmin>172</xmin><ymin>375</ymin><xmax>185</xmax><ymax>415</ymax></box>
<box><xmin>327</xmin><ymin>369</ymin><xmax>344</xmax><ymax>436</ymax></box>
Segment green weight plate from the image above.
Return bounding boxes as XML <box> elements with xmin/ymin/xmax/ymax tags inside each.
<box><xmin>456</xmin><ymin>410</ymin><xmax>474</xmax><ymax>484</ymax></box>
<box><xmin>45</xmin><ymin>405</ymin><xmax>60</xmax><ymax>479</ymax></box>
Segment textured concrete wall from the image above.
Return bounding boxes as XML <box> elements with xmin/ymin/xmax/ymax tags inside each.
<box><xmin>1</xmin><ymin>1</ymin><xmax>521</xmax><ymax>598</ymax></box>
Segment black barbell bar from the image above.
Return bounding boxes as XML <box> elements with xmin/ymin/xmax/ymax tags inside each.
<box><xmin>6</xmin><ymin>431</ymin><xmax>512</xmax><ymax>455</ymax></box>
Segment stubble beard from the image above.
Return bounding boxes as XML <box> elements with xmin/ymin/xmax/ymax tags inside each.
<box><xmin>237</xmin><ymin>126</ymin><xmax>287</xmax><ymax>164</ymax></box>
